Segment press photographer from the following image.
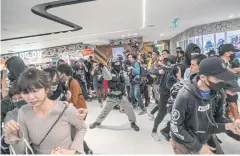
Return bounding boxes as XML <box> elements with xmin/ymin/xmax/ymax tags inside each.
<box><xmin>91</xmin><ymin>62</ymin><xmax>106</xmax><ymax>107</ymax></box>
<box><xmin>127</xmin><ymin>54</ymin><xmax>147</xmax><ymax>115</ymax></box>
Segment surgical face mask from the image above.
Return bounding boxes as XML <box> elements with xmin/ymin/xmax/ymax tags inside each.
<box><xmin>50</xmin><ymin>80</ymin><xmax>59</xmax><ymax>91</ymax></box>
<box><xmin>205</xmin><ymin>79</ymin><xmax>224</xmax><ymax>91</ymax></box>
<box><xmin>51</xmin><ymin>84</ymin><xmax>58</xmax><ymax>92</ymax></box>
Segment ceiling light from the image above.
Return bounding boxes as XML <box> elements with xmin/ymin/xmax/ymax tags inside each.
<box><xmin>142</xmin><ymin>0</ymin><xmax>146</xmax><ymax>28</ymax></box>
<box><xmin>121</xmin><ymin>35</ymin><xmax>125</xmax><ymax>37</ymax></box>
<box><xmin>147</xmin><ymin>24</ymin><xmax>155</xmax><ymax>28</ymax></box>
<box><xmin>160</xmin><ymin>33</ymin><xmax>164</xmax><ymax>36</ymax></box>
<box><xmin>229</xmin><ymin>15</ymin><xmax>234</xmax><ymax>18</ymax></box>
<box><xmin>134</xmin><ymin>33</ymin><xmax>138</xmax><ymax>35</ymax></box>
<box><xmin>128</xmin><ymin>34</ymin><xmax>131</xmax><ymax>36</ymax></box>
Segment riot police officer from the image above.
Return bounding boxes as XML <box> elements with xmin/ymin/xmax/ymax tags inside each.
<box><xmin>89</xmin><ymin>57</ymin><xmax>140</xmax><ymax>131</ymax></box>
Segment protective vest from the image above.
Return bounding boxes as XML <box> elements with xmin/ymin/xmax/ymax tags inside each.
<box><xmin>108</xmin><ymin>69</ymin><xmax>125</xmax><ymax>93</ymax></box>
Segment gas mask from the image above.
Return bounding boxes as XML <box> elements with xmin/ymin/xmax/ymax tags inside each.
<box><xmin>205</xmin><ymin>78</ymin><xmax>224</xmax><ymax>91</ymax></box>
<box><xmin>113</xmin><ymin>61</ymin><xmax>121</xmax><ymax>71</ymax></box>
<box><xmin>7</xmin><ymin>71</ymin><xmax>15</xmax><ymax>82</ymax></box>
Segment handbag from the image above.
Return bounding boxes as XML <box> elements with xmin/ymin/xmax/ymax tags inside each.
<box><xmin>9</xmin><ymin>138</ymin><xmax>35</xmax><ymax>155</ymax></box>
<box><xmin>10</xmin><ymin>103</ymin><xmax>68</xmax><ymax>154</ymax></box>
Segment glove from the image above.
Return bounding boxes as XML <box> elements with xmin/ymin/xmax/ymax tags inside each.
<box><xmin>99</xmin><ymin>63</ymin><xmax>104</xmax><ymax>68</ymax></box>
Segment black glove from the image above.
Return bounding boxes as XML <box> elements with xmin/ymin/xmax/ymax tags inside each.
<box><xmin>99</xmin><ymin>63</ymin><xmax>104</xmax><ymax>68</ymax></box>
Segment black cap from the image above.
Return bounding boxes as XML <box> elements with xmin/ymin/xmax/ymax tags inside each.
<box><xmin>219</xmin><ymin>44</ymin><xmax>239</xmax><ymax>54</ymax></box>
<box><xmin>199</xmin><ymin>57</ymin><xmax>239</xmax><ymax>81</ymax></box>
<box><xmin>224</xmin><ymin>81</ymin><xmax>240</xmax><ymax>92</ymax></box>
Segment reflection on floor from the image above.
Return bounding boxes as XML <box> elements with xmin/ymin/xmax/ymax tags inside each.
<box><xmin>84</xmin><ymin>100</ymin><xmax>240</xmax><ymax>154</ymax></box>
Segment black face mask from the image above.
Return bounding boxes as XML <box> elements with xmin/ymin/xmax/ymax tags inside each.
<box><xmin>226</xmin><ymin>94</ymin><xmax>238</xmax><ymax>102</ymax></box>
<box><xmin>230</xmin><ymin>53</ymin><xmax>236</xmax><ymax>61</ymax></box>
<box><xmin>113</xmin><ymin>65</ymin><xmax>121</xmax><ymax>72</ymax></box>
<box><xmin>205</xmin><ymin>79</ymin><xmax>224</xmax><ymax>91</ymax></box>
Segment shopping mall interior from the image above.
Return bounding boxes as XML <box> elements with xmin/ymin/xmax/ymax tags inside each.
<box><xmin>1</xmin><ymin>0</ymin><xmax>240</xmax><ymax>154</ymax></box>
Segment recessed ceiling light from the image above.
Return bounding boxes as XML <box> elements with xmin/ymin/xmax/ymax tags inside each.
<box><xmin>147</xmin><ymin>24</ymin><xmax>155</xmax><ymax>28</ymax></box>
<box><xmin>134</xmin><ymin>33</ymin><xmax>138</xmax><ymax>35</ymax></box>
<box><xmin>121</xmin><ymin>35</ymin><xmax>125</xmax><ymax>37</ymax></box>
<box><xmin>229</xmin><ymin>15</ymin><xmax>234</xmax><ymax>18</ymax></box>
<box><xmin>160</xmin><ymin>33</ymin><xmax>164</xmax><ymax>36</ymax></box>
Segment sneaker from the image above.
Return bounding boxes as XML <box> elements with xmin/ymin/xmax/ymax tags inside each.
<box><xmin>86</xmin><ymin>99</ymin><xmax>92</xmax><ymax>102</ymax></box>
<box><xmin>138</xmin><ymin>109</ymin><xmax>147</xmax><ymax>115</ymax></box>
<box><xmin>99</xmin><ymin>102</ymin><xmax>103</xmax><ymax>108</ymax></box>
<box><xmin>133</xmin><ymin>105</ymin><xmax>138</xmax><ymax>109</ymax></box>
<box><xmin>89</xmin><ymin>122</ymin><xmax>101</xmax><ymax>129</ymax></box>
<box><xmin>131</xmin><ymin>123</ymin><xmax>140</xmax><ymax>131</ymax></box>
<box><xmin>151</xmin><ymin>133</ymin><xmax>161</xmax><ymax>141</ymax></box>
<box><xmin>87</xmin><ymin>149</ymin><xmax>93</xmax><ymax>155</ymax></box>
<box><xmin>119</xmin><ymin>107</ymin><xmax>124</xmax><ymax>113</ymax></box>
<box><xmin>160</xmin><ymin>130</ymin><xmax>171</xmax><ymax>141</ymax></box>
<box><xmin>148</xmin><ymin>113</ymin><xmax>155</xmax><ymax>120</ymax></box>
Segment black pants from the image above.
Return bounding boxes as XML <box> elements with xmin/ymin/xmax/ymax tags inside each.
<box><xmin>161</xmin><ymin>120</ymin><xmax>170</xmax><ymax>133</ymax></box>
<box><xmin>152</xmin><ymin>94</ymin><xmax>170</xmax><ymax>133</ymax></box>
<box><xmin>150</xmin><ymin>105</ymin><xmax>158</xmax><ymax>115</ymax></box>
<box><xmin>142</xmin><ymin>85</ymin><xmax>150</xmax><ymax>107</ymax></box>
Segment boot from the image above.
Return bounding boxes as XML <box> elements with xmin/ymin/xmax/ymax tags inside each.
<box><xmin>131</xmin><ymin>122</ymin><xmax>140</xmax><ymax>131</ymax></box>
<box><xmin>89</xmin><ymin>122</ymin><xmax>101</xmax><ymax>129</ymax></box>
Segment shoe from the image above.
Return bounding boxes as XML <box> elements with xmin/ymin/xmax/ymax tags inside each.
<box><xmin>87</xmin><ymin>149</ymin><xmax>93</xmax><ymax>155</ymax></box>
<box><xmin>133</xmin><ymin>105</ymin><xmax>138</xmax><ymax>109</ymax></box>
<box><xmin>99</xmin><ymin>102</ymin><xmax>103</xmax><ymax>108</ymax></box>
<box><xmin>89</xmin><ymin>122</ymin><xmax>101</xmax><ymax>129</ymax></box>
<box><xmin>160</xmin><ymin>129</ymin><xmax>171</xmax><ymax>141</ymax></box>
<box><xmin>131</xmin><ymin>123</ymin><xmax>140</xmax><ymax>131</ymax></box>
<box><xmin>151</xmin><ymin>133</ymin><xmax>161</xmax><ymax>141</ymax></box>
<box><xmin>138</xmin><ymin>109</ymin><xmax>147</xmax><ymax>115</ymax></box>
<box><xmin>148</xmin><ymin>113</ymin><xmax>155</xmax><ymax>120</ymax></box>
<box><xmin>86</xmin><ymin>99</ymin><xmax>92</xmax><ymax>102</ymax></box>
<box><xmin>119</xmin><ymin>108</ymin><xmax>124</xmax><ymax>113</ymax></box>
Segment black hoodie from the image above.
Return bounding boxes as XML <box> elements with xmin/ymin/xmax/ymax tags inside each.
<box><xmin>170</xmin><ymin>74</ymin><xmax>229</xmax><ymax>152</ymax></box>
<box><xmin>5</xmin><ymin>56</ymin><xmax>28</xmax><ymax>81</ymax></box>
<box><xmin>184</xmin><ymin>43</ymin><xmax>200</xmax><ymax>68</ymax></box>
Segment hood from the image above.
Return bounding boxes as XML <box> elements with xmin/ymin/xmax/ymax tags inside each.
<box><xmin>5</xmin><ymin>56</ymin><xmax>28</xmax><ymax>81</ymax></box>
<box><xmin>164</xmin><ymin>55</ymin><xmax>177</xmax><ymax>64</ymax></box>
<box><xmin>184</xmin><ymin>73</ymin><xmax>217</xmax><ymax>100</ymax></box>
<box><xmin>184</xmin><ymin>43</ymin><xmax>200</xmax><ymax>68</ymax></box>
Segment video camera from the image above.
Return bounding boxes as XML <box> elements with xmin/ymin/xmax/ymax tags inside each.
<box><xmin>148</xmin><ymin>64</ymin><xmax>179</xmax><ymax>77</ymax></box>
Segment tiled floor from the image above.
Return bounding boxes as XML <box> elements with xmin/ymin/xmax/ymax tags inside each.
<box><xmin>84</xmin><ymin>100</ymin><xmax>240</xmax><ymax>154</ymax></box>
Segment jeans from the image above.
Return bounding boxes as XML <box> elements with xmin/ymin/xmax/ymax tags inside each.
<box><xmin>152</xmin><ymin>94</ymin><xmax>169</xmax><ymax>133</ymax></box>
<box><xmin>93</xmin><ymin>83</ymin><xmax>105</xmax><ymax>103</ymax></box>
<box><xmin>130</xmin><ymin>84</ymin><xmax>145</xmax><ymax>109</ymax></box>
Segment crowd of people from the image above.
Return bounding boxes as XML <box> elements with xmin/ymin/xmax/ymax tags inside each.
<box><xmin>1</xmin><ymin>43</ymin><xmax>240</xmax><ymax>154</ymax></box>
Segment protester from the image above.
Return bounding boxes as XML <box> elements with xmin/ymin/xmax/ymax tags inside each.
<box><xmin>170</xmin><ymin>57</ymin><xmax>240</xmax><ymax>154</ymax></box>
